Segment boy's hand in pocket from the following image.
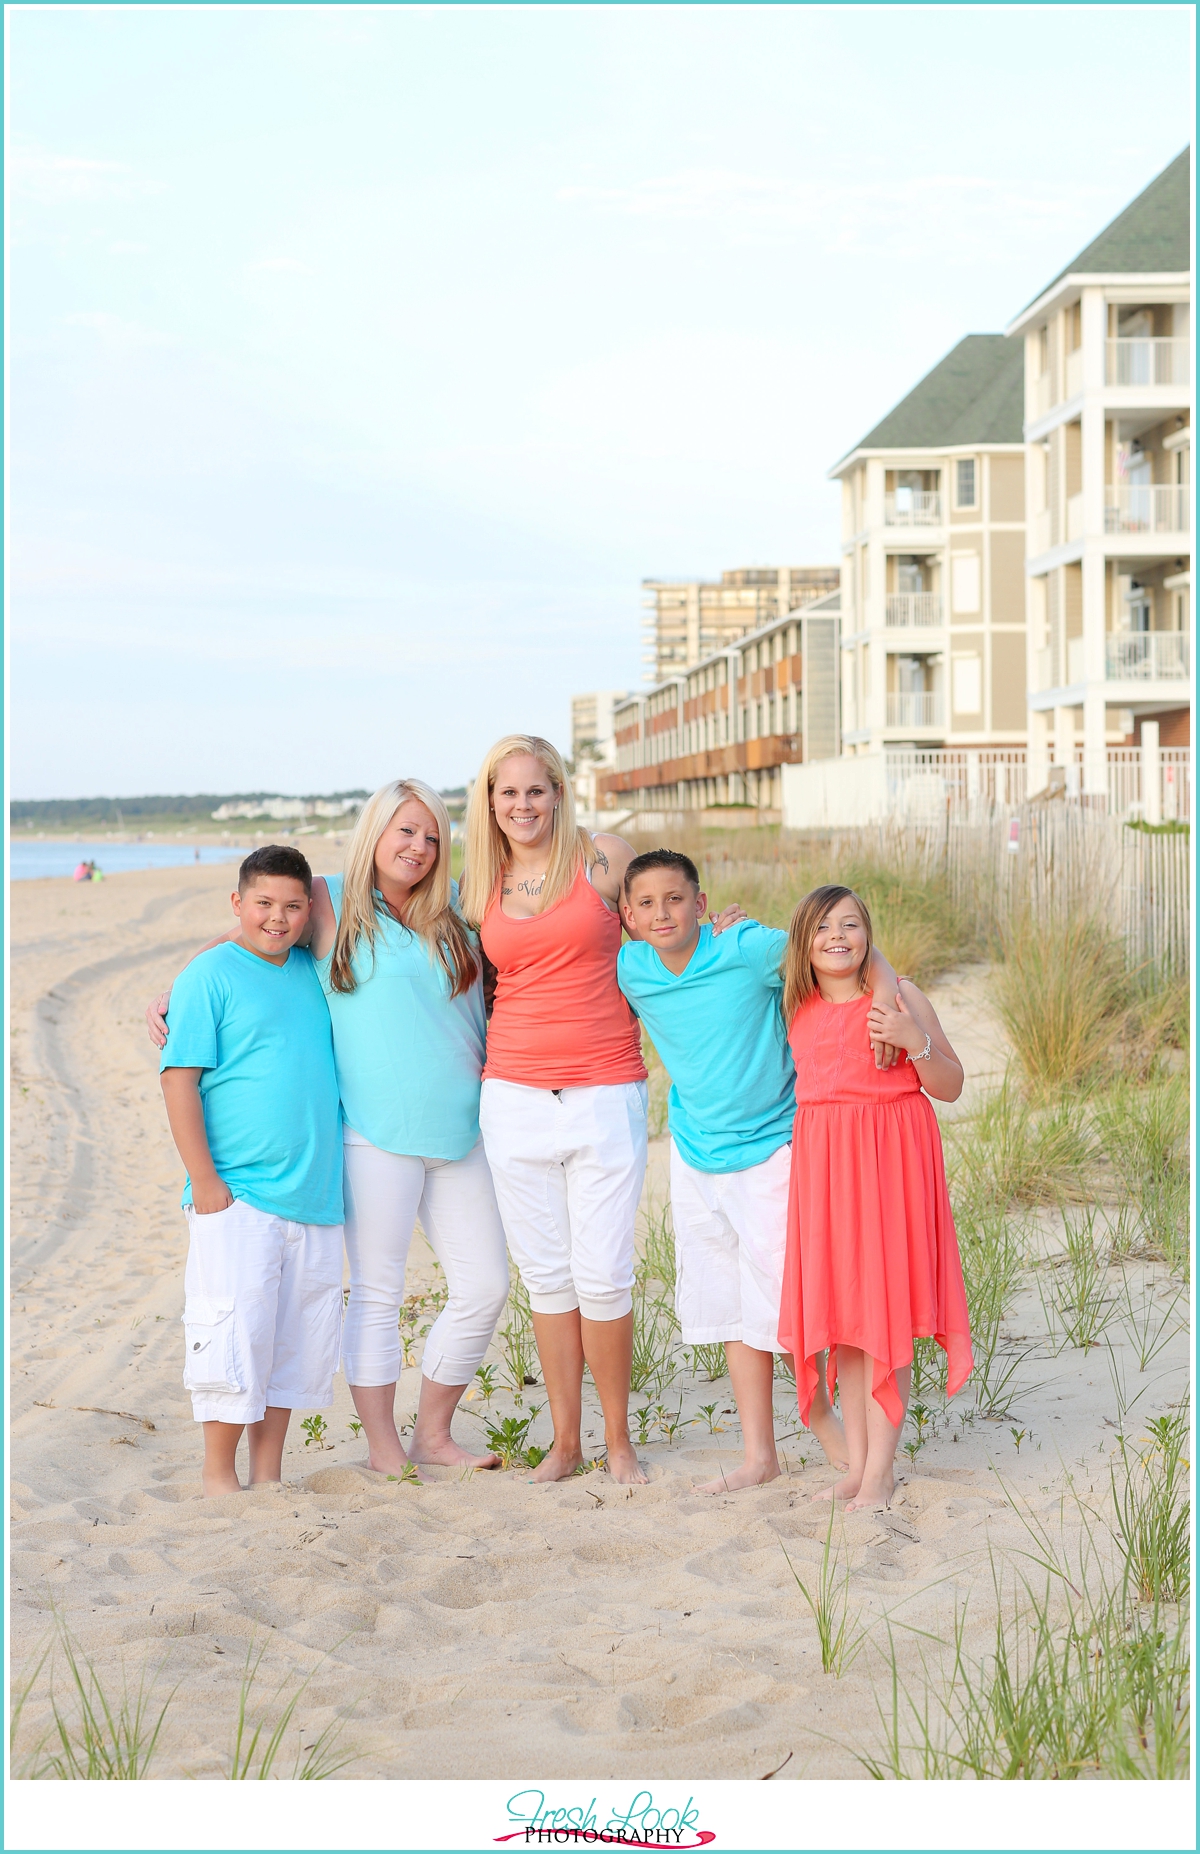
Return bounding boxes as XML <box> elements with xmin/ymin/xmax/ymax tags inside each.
<box><xmin>192</xmin><ymin>1177</ymin><xmax>234</xmax><ymax>1215</ymax></box>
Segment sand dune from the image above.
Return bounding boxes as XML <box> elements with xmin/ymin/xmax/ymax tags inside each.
<box><xmin>9</xmin><ymin>861</ymin><xmax>1190</xmax><ymax>1779</ymax></box>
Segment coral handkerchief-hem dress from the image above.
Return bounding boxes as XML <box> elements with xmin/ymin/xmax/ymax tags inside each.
<box><xmin>779</xmin><ymin>991</ymin><xmax>972</xmax><ymax>1427</ymax></box>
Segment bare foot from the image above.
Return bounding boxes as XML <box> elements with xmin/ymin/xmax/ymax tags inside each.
<box><xmin>530</xmin><ymin>1442</ymin><xmax>584</xmax><ymax>1483</ymax></box>
<box><xmin>202</xmin><ymin>1468</ymin><xmax>243</xmax><ymax>1497</ymax></box>
<box><xmin>605</xmin><ymin>1438</ymin><xmax>648</xmax><ymax>1486</ymax></box>
<box><xmin>409</xmin><ymin>1434</ymin><xmax>500</xmax><ymax>1470</ymax></box>
<box><xmin>694</xmin><ymin>1457</ymin><xmax>779</xmax><ymax>1495</ymax></box>
<box><xmin>813</xmin><ymin>1471</ymin><xmax>862</xmax><ymax>1504</ymax></box>
<box><xmin>363</xmin><ymin>1443</ymin><xmax>427</xmax><ymax>1483</ymax></box>
<box><xmin>846</xmin><ymin>1471</ymin><xmax>894</xmax><ymax>1513</ymax></box>
<box><xmin>806</xmin><ymin>1405</ymin><xmax>849</xmax><ymax>1470</ymax></box>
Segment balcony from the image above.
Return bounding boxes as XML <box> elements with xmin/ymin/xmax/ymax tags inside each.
<box><xmin>1105</xmin><ymin>632</ymin><xmax>1191</xmax><ymax>681</ymax></box>
<box><xmin>885</xmin><ymin>492</ymin><xmax>941</xmax><ymax>527</ymax></box>
<box><xmin>886</xmin><ymin>691</ymin><xmax>943</xmax><ymax>728</ymax></box>
<box><xmin>1106</xmin><ymin>338</ymin><xmax>1190</xmax><ymax>387</ymax></box>
<box><xmin>885</xmin><ymin>592</ymin><xmax>942</xmax><ymax>628</ymax></box>
<box><xmin>1105</xmin><ymin>484</ymin><xmax>1190</xmax><ymax>534</ymax></box>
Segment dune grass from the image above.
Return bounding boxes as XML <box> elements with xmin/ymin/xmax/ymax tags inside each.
<box><xmin>858</xmin><ymin>1425</ymin><xmax>1191</xmax><ymax>1780</ymax></box>
<box><xmin>992</xmin><ymin>909</ymin><xmax>1136</xmax><ymax>1098</ymax></box>
<box><xmin>12</xmin><ymin>1618</ymin><xmax>357</xmax><ymax>1781</ymax></box>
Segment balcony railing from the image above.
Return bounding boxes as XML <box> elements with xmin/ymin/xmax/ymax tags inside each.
<box><xmin>1106</xmin><ymin>338</ymin><xmax>1190</xmax><ymax>387</ymax></box>
<box><xmin>884</xmin><ymin>492</ymin><xmax>941</xmax><ymax>527</ymax></box>
<box><xmin>1106</xmin><ymin>632</ymin><xmax>1192</xmax><ymax>681</ymax></box>
<box><xmin>1105</xmin><ymin>484</ymin><xmax>1190</xmax><ymax>534</ymax></box>
<box><xmin>886</xmin><ymin>691</ymin><xmax>943</xmax><ymax>728</ymax></box>
<box><xmin>885</xmin><ymin>592</ymin><xmax>942</xmax><ymax>627</ymax></box>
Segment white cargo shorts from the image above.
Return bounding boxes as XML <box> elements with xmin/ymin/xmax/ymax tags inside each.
<box><xmin>181</xmin><ymin>1199</ymin><xmax>344</xmax><ymax>1424</ymax></box>
<box><xmin>670</xmin><ymin>1139</ymin><xmax>791</xmax><ymax>1352</ymax></box>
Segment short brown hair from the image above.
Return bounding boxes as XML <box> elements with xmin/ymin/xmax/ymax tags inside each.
<box><xmin>781</xmin><ymin>884</ymin><xmax>873</xmax><ymax>1025</ymax></box>
<box><xmin>237</xmin><ymin>844</ymin><xmax>313</xmax><ymax>894</ymax></box>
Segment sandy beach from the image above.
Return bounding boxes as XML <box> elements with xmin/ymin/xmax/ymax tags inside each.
<box><xmin>9</xmin><ymin>859</ymin><xmax>1190</xmax><ymax>1780</ymax></box>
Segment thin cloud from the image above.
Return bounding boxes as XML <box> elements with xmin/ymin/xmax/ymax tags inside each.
<box><xmin>557</xmin><ymin>168</ymin><xmax>1115</xmax><ymax>263</ymax></box>
<box><xmin>11</xmin><ymin>141</ymin><xmax>165</xmax><ymax>204</ymax></box>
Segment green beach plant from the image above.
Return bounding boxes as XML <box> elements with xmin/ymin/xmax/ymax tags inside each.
<box><xmin>783</xmin><ymin>1507</ymin><xmax>866</xmax><ymax>1678</ymax></box>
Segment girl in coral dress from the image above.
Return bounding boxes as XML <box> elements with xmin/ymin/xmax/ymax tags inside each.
<box><xmin>778</xmin><ymin>885</ymin><xmax>972</xmax><ymax>1512</ymax></box>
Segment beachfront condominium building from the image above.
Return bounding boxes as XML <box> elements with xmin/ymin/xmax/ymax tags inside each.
<box><xmin>1005</xmin><ymin>148</ymin><xmax>1191</xmax><ymax>798</ymax></box>
<box><xmin>642</xmin><ymin>565</ymin><xmax>839</xmax><ymax>683</ymax></box>
<box><xmin>601</xmin><ymin>590</ymin><xmax>841</xmax><ymax>823</ymax></box>
<box><xmin>569</xmin><ymin>688</ymin><xmax>628</xmax><ymax>818</ymax></box>
<box><xmin>829</xmin><ymin>336</ymin><xmax>1028</xmax><ymax>757</ymax></box>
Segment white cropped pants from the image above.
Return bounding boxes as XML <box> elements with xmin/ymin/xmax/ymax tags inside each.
<box><xmin>478</xmin><ymin>1078</ymin><xmax>648</xmax><ymax>1321</ymax></box>
<box><xmin>340</xmin><ymin>1133</ymin><xmax>510</xmax><ymax>1388</ymax></box>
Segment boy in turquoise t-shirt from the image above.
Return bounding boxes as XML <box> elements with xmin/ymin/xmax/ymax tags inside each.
<box><xmin>618</xmin><ymin>849</ymin><xmax>898</xmax><ymax>1494</ymax></box>
<box><xmin>160</xmin><ymin>845</ymin><xmax>343</xmax><ymax>1497</ymax></box>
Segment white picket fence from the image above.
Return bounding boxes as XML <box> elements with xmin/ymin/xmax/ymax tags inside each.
<box><xmin>782</xmin><ymin>747</ymin><xmax>1190</xmax><ymax>829</ymax></box>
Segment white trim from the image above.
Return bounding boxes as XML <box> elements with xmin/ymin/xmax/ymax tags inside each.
<box><xmin>828</xmin><ymin>442</ymin><xmax>1024</xmax><ymax>480</ymax></box>
<box><xmin>1163</xmin><ymin>425</ymin><xmax>1192</xmax><ymax>452</ymax></box>
<box><xmin>1005</xmin><ymin>272</ymin><xmax>1190</xmax><ymax>339</ymax></box>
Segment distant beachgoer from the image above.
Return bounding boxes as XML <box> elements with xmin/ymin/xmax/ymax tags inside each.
<box><xmin>779</xmin><ymin>885</ymin><xmax>972</xmax><ymax>1514</ymax></box>
<box><xmin>158</xmin><ymin>845</ymin><xmax>344</xmax><ymax>1497</ymax></box>
<box><xmin>195</xmin><ymin>848</ymin><xmax>201</xmax><ymax>864</ymax></box>
<box><xmin>73</xmin><ymin>861</ymin><xmax>91</xmax><ymax>882</ymax></box>
<box><xmin>90</xmin><ymin>862</ymin><xmax>104</xmax><ymax>882</ymax></box>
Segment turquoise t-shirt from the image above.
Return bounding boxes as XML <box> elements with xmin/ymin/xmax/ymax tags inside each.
<box><xmin>313</xmin><ymin>875</ymin><xmax>486</xmax><ymax>1162</ymax></box>
<box><xmin>160</xmin><ymin>942</ymin><xmax>343</xmax><ymax>1225</ymax></box>
<box><xmin>617</xmin><ymin>920</ymin><xmax>794</xmax><ymax>1174</ymax></box>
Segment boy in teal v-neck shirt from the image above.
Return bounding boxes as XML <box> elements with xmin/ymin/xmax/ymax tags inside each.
<box><xmin>619</xmin><ymin>849</ymin><xmax>897</xmax><ymax>1494</ymax></box>
<box><xmin>160</xmin><ymin>846</ymin><xmax>343</xmax><ymax>1497</ymax></box>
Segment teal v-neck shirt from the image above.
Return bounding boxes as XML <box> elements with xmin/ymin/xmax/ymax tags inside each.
<box><xmin>313</xmin><ymin>876</ymin><xmax>486</xmax><ymax>1161</ymax></box>
<box><xmin>617</xmin><ymin>920</ymin><xmax>794</xmax><ymax>1174</ymax></box>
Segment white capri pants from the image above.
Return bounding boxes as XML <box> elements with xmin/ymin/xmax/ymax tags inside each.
<box><xmin>478</xmin><ymin>1078</ymin><xmax>648</xmax><ymax>1321</ymax></box>
<box><xmin>182</xmin><ymin>1200</ymin><xmax>344</xmax><ymax>1424</ymax></box>
<box><xmin>670</xmin><ymin>1139</ymin><xmax>791</xmax><ymax>1353</ymax></box>
<box><xmin>340</xmin><ymin>1131</ymin><xmax>510</xmax><ymax>1388</ymax></box>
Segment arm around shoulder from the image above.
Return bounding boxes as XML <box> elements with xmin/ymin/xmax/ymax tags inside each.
<box><xmin>868</xmin><ymin>980</ymin><xmax>964</xmax><ymax>1103</ymax></box>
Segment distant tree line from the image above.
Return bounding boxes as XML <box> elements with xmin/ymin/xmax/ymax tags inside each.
<box><xmin>10</xmin><ymin>793</ymin><xmax>371</xmax><ymax>829</ymax></box>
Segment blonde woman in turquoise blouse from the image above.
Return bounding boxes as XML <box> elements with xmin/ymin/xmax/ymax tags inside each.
<box><xmin>148</xmin><ymin>778</ymin><xmax>509</xmax><ymax>1480</ymax></box>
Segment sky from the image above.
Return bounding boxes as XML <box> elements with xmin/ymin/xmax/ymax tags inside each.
<box><xmin>8</xmin><ymin>3</ymin><xmax>1194</xmax><ymax>799</ymax></box>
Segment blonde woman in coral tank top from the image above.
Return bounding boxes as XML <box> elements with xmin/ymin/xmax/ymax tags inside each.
<box><xmin>461</xmin><ymin>735</ymin><xmax>740</xmax><ymax>1486</ymax></box>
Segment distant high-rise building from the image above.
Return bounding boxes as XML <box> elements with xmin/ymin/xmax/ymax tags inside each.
<box><xmin>642</xmin><ymin>565</ymin><xmax>839</xmax><ymax>683</ymax></box>
<box><xmin>570</xmin><ymin>688</ymin><xmax>628</xmax><ymax>820</ymax></box>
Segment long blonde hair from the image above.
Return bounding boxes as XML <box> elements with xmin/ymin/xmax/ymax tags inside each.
<box><xmin>781</xmin><ymin>884</ymin><xmax>874</xmax><ymax>1024</ymax></box>
<box><xmin>459</xmin><ymin>734</ymin><xmax>595</xmax><ymax>926</ymax></box>
<box><xmin>329</xmin><ymin>778</ymin><xmax>478</xmax><ymax>998</ymax></box>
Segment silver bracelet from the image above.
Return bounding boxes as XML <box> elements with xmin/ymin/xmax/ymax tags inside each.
<box><xmin>907</xmin><ymin>1032</ymin><xmax>933</xmax><ymax>1064</ymax></box>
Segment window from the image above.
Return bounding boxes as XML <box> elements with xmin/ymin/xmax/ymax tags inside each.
<box><xmin>951</xmin><ymin>552</ymin><xmax>981</xmax><ymax>614</ymax></box>
<box><xmin>955</xmin><ymin>458</ymin><xmax>977</xmax><ymax>509</ymax></box>
<box><xmin>952</xmin><ymin>655</ymin><xmax>982</xmax><ymax>714</ymax></box>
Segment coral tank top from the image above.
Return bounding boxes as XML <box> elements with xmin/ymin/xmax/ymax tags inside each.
<box><xmin>481</xmin><ymin>865</ymin><xmax>647</xmax><ymax>1089</ymax></box>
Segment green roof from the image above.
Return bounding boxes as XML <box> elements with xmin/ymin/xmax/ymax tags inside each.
<box><xmin>849</xmin><ymin>334</ymin><xmax>1024</xmax><ymax>454</ymax></box>
<box><xmin>1023</xmin><ymin>148</ymin><xmax>1191</xmax><ymax>309</ymax></box>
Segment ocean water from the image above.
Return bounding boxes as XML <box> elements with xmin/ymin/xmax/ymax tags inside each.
<box><xmin>10</xmin><ymin>841</ymin><xmax>244</xmax><ymax>882</ymax></box>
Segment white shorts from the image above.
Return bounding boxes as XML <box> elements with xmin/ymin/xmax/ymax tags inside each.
<box><xmin>670</xmin><ymin>1139</ymin><xmax>791</xmax><ymax>1353</ymax></box>
<box><xmin>479</xmin><ymin>1078</ymin><xmax>648</xmax><ymax>1321</ymax></box>
<box><xmin>341</xmin><ymin>1132</ymin><xmax>509</xmax><ymax>1388</ymax></box>
<box><xmin>181</xmin><ymin>1200</ymin><xmax>344</xmax><ymax>1424</ymax></box>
